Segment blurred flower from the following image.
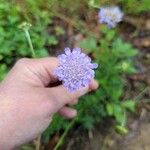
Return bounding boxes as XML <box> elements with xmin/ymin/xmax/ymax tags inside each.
<box><xmin>98</xmin><ymin>6</ymin><xmax>124</xmax><ymax>28</ymax></box>
<box><xmin>54</xmin><ymin>47</ymin><xmax>98</xmax><ymax>92</ymax></box>
<box><xmin>19</xmin><ymin>22</ymin><xmax>32</xmax><ymax>31</ymax></box>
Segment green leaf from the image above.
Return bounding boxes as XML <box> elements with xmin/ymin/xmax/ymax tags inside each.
<box><xmin>80</xmin><ymin>37</ymin><xmax>97</xmax><ymax>53</ymax></box>
<box><xmin>122</xmin><ymin>100</ymin><xmax>136</xmax><ymax>112</ymax></box>
<box><xmin>35</xmin><ymin>48</ymin><xmax>49</xmax><ymax>57</ymax></box>
<box><xmin>115</xmin><ymin>125</ymin><xmax>128</xmax><ymax>135</ymax></box>
<box><xmin>0</xmin><ymin>64</ymin><xmax>7</xmax><ymax>80</ymax></box>
<box><xmin>106</xmin><ymin>103</ymin><xmax>113</xmax><ymax>116</ymax></box>
<box><xmin>55</xmin><ymin>26</ymin><xmax>65</xmax><ymax>36</ymax></box>
<box><xmin>88</xmin><ymin>0</ymin><xmax>100</xmax><ymax>8</ymax></box>
<box><xmin>47</xmin><ymin>35</ymin><xmax>58</xmax><ymax>45</ymax></box>
<box><xmin>118</xmin><ymin>61</ymin><xmax>137</xmax><ymax>74</ymax></box>
<box><xmin>113</xmin><ymin>104</ymin><xmax>124</xmax><ymax>124</ymax></box>
<box><xmin>105</xmin><ymin>30</ymin><xmax>116</xmax><ymax>41</ymax></box>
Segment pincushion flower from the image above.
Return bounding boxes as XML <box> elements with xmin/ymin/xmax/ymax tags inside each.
<box><xmin>54</xmin><ymin>47</ymin><xmax>98</xmax><ymax>92</ymax></box>
<box><xmin>98</xmin><ymin>6</ymin><xmax>124</xmax><ymax>28</ymax></box>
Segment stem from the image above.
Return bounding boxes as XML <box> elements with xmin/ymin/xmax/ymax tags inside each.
<box><xmin>23</xmin><ymin>29</ymin><xmax>36</xmax><ymax>58</ymax></box>
<box><xmin>53</xmin><ymin>118</ymin><xmax>76</xmax><ymax>150</ymax></box>
<box><xmin>35</xmin><ymin>135</ymin><xmax>41</xmax><ymax>150</ymax></box>
<box><xmin>23</xmin><ymin>26</ymin><xmax>40</xmax><ymax>149</ymax></box>
<box><xmin>134</xmin><ymin>86</ymin><xmax>149</xmax><ymax>101</ymax></box>
<box><xmin>121</xmin><ymin>110</ymin><xmax>126</xmax><ymax>127</ymax></box>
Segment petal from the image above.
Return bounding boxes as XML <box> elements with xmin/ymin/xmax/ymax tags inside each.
<box><xmin>58</xmin><ymin>54</ymin><xmax>67</xmax><ymax>62</ymax></box>
<box><xmin>64</xmin><ymin>47</ymin><xmax>71</xmax><ymax>55</ymax></box>
<box><xmin>72</xmin><ymin>48</ymin><xmax>81</xmax><ymax>55</ymax></box>
<box><xmin>90</xmin><ymin>63</ymin><xmax>98</xmax><ymax>69</ymax></box>
<box><xmin>73</xmin><ymin>47</ymin><xmax>81</xmax><ymax>53</ymax></box>
<box><xmin>80</xmin><ymin>53</ymin><xmax>86</xmax><ymax>58</ymax></box>
<box><xmin>76</xmin><ymin>80</ymin><xmax>82</xmax><ymax>88</ymax></box>
<box><xmin>84</xmin><ymin>56</ymin><xmax>91</xmax><ymax>63</ymax></box>
<box><xmin>82</xmin><ymin>78</ymin><xmax>90</xmax><ymax>86</ymax></box>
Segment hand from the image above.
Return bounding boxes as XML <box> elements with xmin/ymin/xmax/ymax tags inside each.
<box><xmin>0</xmin><ymin>57</ymin><xmax>98</xmax><ymax>149</ymax></box>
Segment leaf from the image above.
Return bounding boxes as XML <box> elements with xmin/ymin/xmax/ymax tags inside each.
<box><xmin>105</xmin><ymin>30</ymin><xmax>116</xmax><ymax>41</ymax></box>
<box><xmin>0</xmin><ymin>64</ymin><xmax>7</xmax><ymax>80</ymax></box>
<box><xmin>113</xmin><ymin>104</ymin><xmax>124</xmax><ymax>124</ymax></box>
<box><xmin>112</xmin><ymin>38</ymin><xmax>138</xmax><ymax>58</ymax></box>
<box><xmin>47</xmin><ymin>35</ymin><xmax>58</xmax><ymax>45</ymax></box>
<box><xmin>115</xmin><ymin>125</ymin><xmax>128</xmax><ymax>135</ymax></box>
<box><xmin>80</xmin><ymin>37</ymin><xmax>97</xmax><ymax>53</ymax></box>
<box><xmin>122</xmin><ymin>100</ymin><xmax>136</xmax><ymax>112</ymax></box>
<box><xmin>106</xmin><ymin>103</ymin><xmax>113</xmax><ymax>116</ymax></box>
<box><xmin>35</xmin><ymin>48</ymin><xmax>49</xmax><ymax>57</ymax></box>
<box><xmin>88</xmin><ymin>0</ymin><xmax>100</xmax><ymax>8</ymax></box>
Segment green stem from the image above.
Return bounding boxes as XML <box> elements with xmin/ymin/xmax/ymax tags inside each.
<box><xmin>53</xmin><ymin>118</ymin><xmax>77</xmax><ymax>150</ymax></box>
<box><xmin>134</xmin><ymin>86</ymin><xmax>149</xmax><ymax>101</ymax></box>
<box><xmin>22</xmin><ymin>25</ymin><xmax>40</xmax><ymax>150</ymax></box>
<box><xmin>23</xmin><ymin>29</ymin><xmax>36</xmax><ymax>58</ymax></box>
<box><xmin>121</xmin><ymin>110</ymin><xmax>126</xmax><ymax>127</ymax></box>
<box><xmin>35</xmin><ymin>135</ymin><xmax>41</xmax><ymax>150</ymax></box>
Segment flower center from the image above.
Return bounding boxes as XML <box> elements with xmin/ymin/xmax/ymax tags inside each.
<box><xmin>65</xmin><ymin>61</ymin><xmax>85</xmax><ymax>80</ymax></box>
<box><xmin>106</xmin><ymin>11</ymin><xmax>117</xmax><ymax>20</ymax></box>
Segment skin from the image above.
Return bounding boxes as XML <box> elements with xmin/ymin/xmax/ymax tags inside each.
<box><xmin>0</xmin><ymin>57</ymin><xmax>98</xmax><ymax>150</ymax></box>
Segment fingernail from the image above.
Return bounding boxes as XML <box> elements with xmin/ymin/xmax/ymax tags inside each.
<box><xmin>90</xmin><ymin>80</ymin><xmax>99</xmax><ymax>90</ymax></box>
<box><xmin>94</xmin><ymin>80</ymin><xmax>99</xmax><ymax>89</ymax></box>
<box><xmin>71</xmin><ymin>110</ymin><xmax>77</xmax><ymax>117</ymax></box>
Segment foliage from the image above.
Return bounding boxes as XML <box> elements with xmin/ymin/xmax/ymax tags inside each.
<box><xmin>0</xmin><ymin>0</ymin><xmax>141</xmax><ymax>146</ymax></box>
<box><xmin>0</xmin><ymin>0</ymin><xmax>62</xmax><ymax>80</ymax></box>
<box><xmin>0</xmin><ymin>0</ymin><xmax>148</xmax><ymax>80</ymax></box>
<box><xmin>43</xmin><ymin>27</ymin><xmax>138</xmax><ymax>141</ymax></box>
<box><xmin>88</xmin><ymin>0</ymin><xmax>150</xmax><ymax>14</ymax></box>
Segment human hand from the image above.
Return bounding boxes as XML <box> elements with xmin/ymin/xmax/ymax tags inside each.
<box><xmin>0</xmin><ymin>57</ymin><xmax>98</xmax><ymax>149</ymax></box>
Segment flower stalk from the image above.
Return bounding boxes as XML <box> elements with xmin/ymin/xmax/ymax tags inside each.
<box><xmin>19</xmin><ymin>22</ymin><xmax>40</xmax><ymax>150</ymax></box>
<box><xmin>19</xmin><ymin>22</ymin><xmax>36</xmax><ymax>58</ymax></box>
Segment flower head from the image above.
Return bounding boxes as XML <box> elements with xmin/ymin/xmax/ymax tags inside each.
<box><xmin>54</xmin><ymin>47</ymin><xmax>98</xmax><ymax>92</ymax></box>
<box><xmin>98</xmin><ymin>6</ymin><xmax>124</xmax><ymax>28</ymax></box>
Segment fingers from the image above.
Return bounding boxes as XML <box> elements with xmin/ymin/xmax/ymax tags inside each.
<box><xmin>30</xmin><ymin>57</ymin><xmax>59</xmax><ymax>79</ymax></box>
<box><xmin>48</xmin><ymin>85</ymin><xmax>89</xmax><ymax>104</ymax></box>
<box><xmin>58</xmin><ymin>106</ymin><xmax>77</xmax><ymax>118</ymax></box>
<box><xmin>14</xmin><ymin>58</ymin><xmax>99</xmax><ymax>89</ymax></box>
<box><xmin>42</xmin><ymin>85</ymin><xmax>88</xmax><ymax>113</ymax></box>
<box><xmin>14</xmin><ymin>57</ymin><xmax>59</xmax><ymax>86</ymax></box>
<box><xmin>89</xmin><ymin>79</ymin><xmax>99</xmax><ymax>91</ymax></box>
<box><xmin>41</xmin><ymin>79</ymin><xmax>98</xmax><ymax>114</ymax></box>
<box><xmin>69</xmin><ymin>99</ymin><xmax>79</xmax><ymax>105</ymax></box>
<box><xmin>45</xmin><ymin>79</ymin><xmax>98</xmax><ymax>104</ymax></box>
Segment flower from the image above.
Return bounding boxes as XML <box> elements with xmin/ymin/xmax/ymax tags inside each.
<box><xmin>54</xmin><ymin>47</ymin><xmax>98</xmax><ymax>92</ymax></box>
<box><xmin>98</xmin><ymin>6</ymin><xmax>124</xmax><ymax>28</ymax></box>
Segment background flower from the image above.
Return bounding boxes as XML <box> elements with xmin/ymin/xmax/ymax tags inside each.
<box><xmin>98</xmin><ymin>6</ymin><xmax>124</xmax><ymax>28</ymax></box>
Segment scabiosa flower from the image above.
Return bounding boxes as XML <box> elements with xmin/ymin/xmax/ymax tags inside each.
<box><xmin>98</xmin><ymin>6</ymin><xmax>124</xmax><ymax>28</ymax></box>
<box><xmin>54</xmin><ymin>47</ymin><xmax>98</xmax><ymax>92</ymax></box>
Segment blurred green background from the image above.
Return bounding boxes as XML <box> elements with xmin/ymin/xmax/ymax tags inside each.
<box><xmin>0</xmin><ymin>0</ymin><xmax>149</xmax><ymax>150</ymax></box>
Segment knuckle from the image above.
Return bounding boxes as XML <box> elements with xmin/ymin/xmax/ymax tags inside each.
<box><xmin>16</xmin><ymin>58</ymin><xmax>30</xmax><ymax>66</ymax></box>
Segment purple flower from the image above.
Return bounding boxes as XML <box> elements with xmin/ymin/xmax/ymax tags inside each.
<box><xmin>54</xmin><ymin>47</ymin><xmax>98</xmax><ymax>92</ymax></box>
<box><xmin>98</xmin><ymin>6</ymin><xmax>124</xmax><ymax>28</ymax></box>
